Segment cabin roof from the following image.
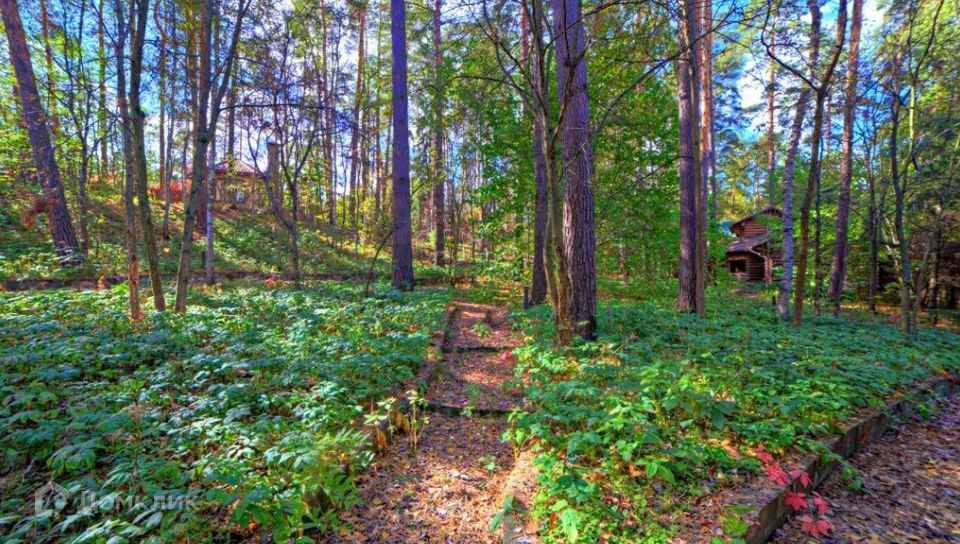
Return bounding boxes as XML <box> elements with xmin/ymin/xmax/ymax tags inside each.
<box><xmin>727</xmin><ymin>233</ymin><xmax>769</xmax><ymax>256</ymax></box>
<box><xmin>730</xmin><ymin>205</ymin><xmax>782</xmax><ymax>230</ymax></box>
<box><xmin>213</xmin><ymin>160</ymin><xmax>259</xmax><ymax>176</ymax></box>
<box><xmin>187</xmin><ymin>160</ymin><xmax>261</xmax><ymax>177</ymax></box>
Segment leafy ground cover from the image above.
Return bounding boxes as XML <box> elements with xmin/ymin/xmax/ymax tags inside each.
<box><xmin>773</xmin><ymin>396</ymin><xmax>960</xmax><ymax>542</ymax></box>
<box><xmin>0</xmin><ymin>282</ymin><xmax>448</xmax><ymax>543</ymax></box>
<box><xmin>0</xmin><ymin>183</ymin><xmax>446</xmax><ymax>282</ymax></box>
<box><xmin>505</xmin><ymin>288</ymin><xmax>960</xmax><ymax>543</ymax></box>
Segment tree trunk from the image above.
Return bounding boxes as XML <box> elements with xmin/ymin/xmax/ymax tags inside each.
<box><xmin>827</xmin><ymin>0</ymin><xmax>862</xmax><ymax>314</ymax></box>
<box><xmin>1</xmin><ymin>0</ymin><xmax>81</xmax><ymax>262</ymax></box>
<box><xmin>129</xmin><ymin>0</ymin><xmax>165</xmax><ymax>310</ymax></box>
<box><xmin>773</xmin><ymin>0</ymin><xmax>821</xmax><ymax>319</ymax></box>
<box><xmin>688</xmin><ymin>0</ymin><xmax>706</xmax><ymax>316</ymax></box>
<box><xmin>698</xmin><ymin>0</ymin><xmax>716</xmax><ymax>221</ymax></box>
<box><xmin>432</xmin><ymin>0</ymin><xmax>446</xmax><ymax>267</ymax></box>
<box><xmin>522</xmin><ymin>0</ymin><xmax>547</xmax><ymax>306</ymax></box>
<box><xmin>390</xmin><ymin>0</ymin><xmax>414</xmax><ymax>290</ymax></box>
<box><xmin>173</xmin><ymin>0</ymin><xmax>247</xmax><ymax>312</ymax></box>
<box><xmin>553</xmin><ymin>0</ymin><xmax>597</xmax><ymax>340</ymax></box>
<box><xmin>676</xmin><ymin>1</ymin><xmax>698</xmax><ymax>314</ymax></box>
<box><xmin>766</xmin><ymin>34</ymin><xmax>777</xmax><ymax>204</ymax></box>
<box><xmin>321</xmin><ymin>0</ymin><xmax>336</xmax><ymax>227</ymax></box>
<box><xmin>888</xmin><ymin>59</ymin><xmax>911</xmax><ymax>334</ymax></box>
<box><xmin>349</xmin><ymin>5</ymin><xmax>367</xmax><ymax>248</ymax></box>
<box><xmin>792</xmin><ymin>0</ymin><xmax>846</xmax><ymax>326</ymax></box>
<box><xmin>37</xmin><ymin>0</ymin><xmax>59</xmax><ymax>136</ymax></box>
<box><xmin>866</xmin><ymin>113</ymin><xmax>879</xmax><ymax>313</ymax></box>
<box><xmin>159</xmin><ymin>3</ymin><xmax>174</xmax><ymax>240</ymax></box>
<box><xmin>205</xmin><ymin>127</ymin><xmax>216</xmax><ymax>285</ymax></box>
<box><xmin>114</xmin><ymin>0</ymin><xmax>142</xmax><ymax>321</ymax></box>
<box><xmin>158</xmin><ymin>9</ymin><xmax>169</xmax><ymax>240</ymax></box>
<box><xmin>97</xmin><ymin>0</ymin><xmax>109</xmax><ymax>178</ymax></box>
<box><xmin>174</xmin><ymin>0</ymin><xmax>214</xmax><ymax>312</ymax></box>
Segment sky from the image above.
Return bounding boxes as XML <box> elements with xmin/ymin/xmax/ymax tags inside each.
<box><xmin>736</xmin><ymin>0</ymin><xmax>884</xmax><ymax>136</ymax></box>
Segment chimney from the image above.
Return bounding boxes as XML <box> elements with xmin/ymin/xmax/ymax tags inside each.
<box><xmin>266</xmin><ymin>139</ymin><xmax>279</xmax><ymax>183</ymax></box>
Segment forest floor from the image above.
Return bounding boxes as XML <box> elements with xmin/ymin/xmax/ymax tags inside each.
<box><xmin>773</xmin><ymin>397</ymin><xmax>960</xmax><ymax>544</ymax></box>
<box><xmin>329</xmin><ymin>301</ymin><xmax>537</xmax><ymax>544</ymax></box>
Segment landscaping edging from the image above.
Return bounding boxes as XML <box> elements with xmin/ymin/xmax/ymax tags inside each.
<box><xmin>500</xmin><ymin>450</ymin><xmax>540</xmax><ymax>544</ymax></box>
<box><xmin>365</xmin><ymin>303</ymin><xmax>458</xmax><ymax>454</ymax></box>
<box><xmin>743</xmin><ymin>374</ymin><xmax>960</xmax><ymax>543</ymax></box>
<box><xmin>1</xmin><ymin>271</ymin><xmax>467</xmax><ymax>292</ymax></box>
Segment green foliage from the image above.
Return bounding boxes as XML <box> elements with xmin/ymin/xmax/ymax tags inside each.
<box><xmin>506</xmin><ymin>289</ymin><xmax>960</xmax><ymax>543</ymax></box>
<box><xmin>0</xmin><ymin>283</ymin><xmax>448</xmax><ymax>542</ymax></box>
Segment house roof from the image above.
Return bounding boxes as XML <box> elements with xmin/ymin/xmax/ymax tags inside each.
<box><xmin>186</xmin><ymin>160</ymin><xmax>261</xmax><ymax>177</ymax></box>
<box><xmin>730</xmin><ymin>205</ymin><xmax>782</xmax><ymax>230</ymax></box>
<box><xmin>727</xmin><ymin>233</ymin><xmax>769</xmax><ymax>257</ymax></box>
<box><xmin>213</xmin><ymin>160</ymin><xmax>259</xmax><ymax>176</ymax></box>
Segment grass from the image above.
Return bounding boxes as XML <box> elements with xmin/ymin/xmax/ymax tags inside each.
<box><xmin>0</xmin><ymin>282</ymin><xmax>449</xmax><ymax>542</ymax></box>
<box><xmin>505</xmin><ymin>286</ymin><xmax>960</xmax><ymax>543</ymax></box>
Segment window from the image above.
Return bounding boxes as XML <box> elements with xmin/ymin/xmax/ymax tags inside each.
<box><xmin>729</xmin><ymin>259</ymin><xmax>746</xmax><ymax>273</ymax></box>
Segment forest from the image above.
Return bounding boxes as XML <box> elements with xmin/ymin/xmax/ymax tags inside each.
<box><xmin>1</xmin><ymin>0</ymin><xmax>959</xmax><ymax>540</ymax></box>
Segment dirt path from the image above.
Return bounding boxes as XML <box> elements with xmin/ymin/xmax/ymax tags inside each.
<box><xmin>774</xmin><ymin>397</ymin><xmax>960</xmax><ymax>543</ymax></box>
<box><xmin>330</xmin><ymin>301</ymin><xmax>535</xmax><ymax>544</ymax></box>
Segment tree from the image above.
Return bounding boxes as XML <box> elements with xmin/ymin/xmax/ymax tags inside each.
<box><xmin>129</xmin><ymin>0</ymin><xmax>165</xmax><ymax>310</ymax></box>
<box><xmin>827</xmin><ymin>0</ymin><xmax>862</xmax><ymax>314</ymax></box>
<box><xmin>114</xmin><ymin>0</ymin><xmax>143</xmax><ymax>321</ymax></box>
<box><xmin>677</xmin><ymin>0</ymin><xmax>700</xmax><ymax>312</ymax></box>
<box><xmin>790</xmin><ymin>0</ymin><xmax>847</xmax><ymax>326</ymax></box>
<box><xmin>520</xmin><ymin>0</ymin><xmax>547</xmax><ymax>306</ymax></box>
<box><xmin>173</xmin><ymin>0</ymin><xmax>249</xmax><ymax>313</ymax></box>
<box><xmin>553</xmin><ymin>0</ymin><xmax>597</xmax><ymax>339</ymax></box>
<box><xmin>765</xmin><ymin>32</ymin><xmax>777</xmax><ymax>205</ymax></box>
<box><xmin>431</xmin><ymin>0</ymin><xmax>446</xmax><ymax>267</ymax></box>
<box><xmin>390</xmin><ymin>0</ymin><xmax>414</xmax><ymax>290</ymax></box>
<box><xmin>349</xmin><ymin>1</ymin><xmax>367</xmax><ymax>249</ymax></box>
<box><xmin>1</xmin><ymin>0</ymin><xmax>80</xmax><ymax>262</ymax></box>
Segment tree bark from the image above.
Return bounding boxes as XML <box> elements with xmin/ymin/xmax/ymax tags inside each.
<box><xmin>688</xmin><ymin>0</ymin><xmax>706</xmax><ymax>316</ymax></box>
<box><xmin>522</xmin><ymin>0</ymin><xmax>547</xmax><ymax>306</ymax></box>
<box><xmin>827</xmin><ymin>0</ymin><xmax>862</xmax><ymax>314</ymax></box>
<box><xmin>158</xmin><ymin>3</ymin><xmax>169</xmax><ymax>240</ymax></box>
<box><xmin>676</xmin><ymin>1</ymin><xmax>698</xmax><ymax>314</ymax></box>
<box><xmin>768</xmin><ymin>0</ymin><xmax>821</xmax><ymax>319</ymax></box>
<box><xmin>320</xmin><ymin>0</ymin><xmax>336</xmax><ymax>227</ymax></box>
<box><xmin>766</xmin><ymin>33</ymin><xmax>777</xmax><ymax>205</ymax></box>
<box><xmin>888</xmin><ymin>50</ymin><xmax>910</xmax><ymax>333</ymax></box>
<box><xmin>432</xmin><ymin>0</ymin><xmax>446</xmax><ymax>267</ymax></box>
<box><xmin>97</xmin><ymin>0</ymin><xmax>109</xmax><ymax>178</ymax></box>
<box><xmin>173</xmin><ymin>0</ymin><xmax>248</xmax><ymax>312</ymax></box>
<box><xmin>129</xmin><ymin>0</ymin><xmax>165</xmax><ymax>310</ymax></box>
<box><xmin>1</xmin><ymin>0</ymin><xmax>81</xmax><ymax>262</ymax></box>
<box><xmin>698</xmin><ymin>0</ymin><xmax>716</xmax><ymax>221</ymax></box>
<box><xmin>349</xmin><ymin>4</ymin><xmax>367</xmax><ymax>248</ymax></box>
<box><xmin>390</xmin><ymin>0</ymin><xmax>414</xmax><ymax>290</ymax></box>
<box><xmin>553</xmin><ymin>0</ymin><xmax>597</xmax><ymax>340</ymax></box>
<box><xmin>114</xmin><ymin>0</ymin><xmax>143</xmax><ymax>321</ymax></box>
<box><xmin>792</xmin><ymin>0</ymin><xmax>846</xmax><ymax>326</ymax></box>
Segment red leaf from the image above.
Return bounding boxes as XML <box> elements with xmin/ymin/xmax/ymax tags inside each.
<box><xmin>800</xmin><ymin>515</ymin><xmax>834</xmax><ymax>538</ymax></box>
<box><xmin>813</xmin><ymin>493</ymin><xmax>829</xmax><ymax>516</ymax></box>
<box><xmin>785</xmin><ymin>490</ymin><xmax>808</xmax><ymax>512</ymax></box>
<box><xmin>755</xmin><ymin>444</ymin><xmax>774</xmax><ymax>465</ymax></box>
<box><xmin>265</xmin><ymin>276</ymin><xmax>277</xmax><ymax>287</ymax></box>
<box><xmin>765</xmin><ymin>462</ymin><xmax>792</xmax><ymax>486</ymax></box>
<box><xmin>790</xmin><ymin>468</ymin><xmax>811</xmax><ymax>488</ymax></box>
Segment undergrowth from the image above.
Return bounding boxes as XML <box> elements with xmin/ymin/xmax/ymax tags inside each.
<box><xmin>0</xmin><ymin>282</ymin><xmax>448</xmax><ymax>542</ymax></box>
<box><xmin>506</xmin><ymin>289</ymin><xmax>960</xmax><ymax>543</ymax></box>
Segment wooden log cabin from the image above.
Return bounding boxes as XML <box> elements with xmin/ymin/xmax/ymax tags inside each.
<box><xmin>155</xmin><ymin>160</ymin><xmax>264</xmax><ymax>210</ymax></box>
<box><xmin>726</xmin><ymin>206</ymin><xmax>782</xmax><ymax>282</ymax></box>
